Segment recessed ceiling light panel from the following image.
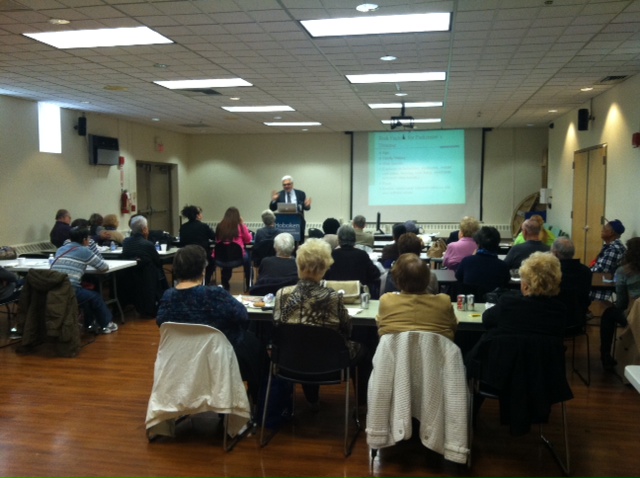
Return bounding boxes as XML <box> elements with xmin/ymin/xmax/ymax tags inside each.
<box><xmin>24</xmin><ymin>26</ymin><xmax>173</xmax><ymax>49</ymax></box>
<box><xmin>222</xmin><ymin>106</ymin><xmax>294</xmax><ymax>113</ymax></box>
<box><xmin>347</xmin><ymin>72</ymin><xmax>446</xmax><ymax>84</ymax></box>
<box><xmin>264</xmin><ymin>122</ymin><xmax>321</xmax><ymax>127</ymax></box>
<box><xmin>356</xmin><ymin>3</ymin><xmax>379</xmax><ymax>13</ymax></box>
<box><xmin>154</xmin><ymin>79</ymin><xmax>252</xmax><ymax>89</ymax></box>
<box><xmin>369</xmin><ymin>101</ymin><xmax>443</xmax><ymax>109</ymax></box>
<box><xmin>381</xmin><ymin>118</ymin><xmax>441</xmax><ymax>125</ymax></box>
<box><xmin>301</xmin><ymin>13</ymin><xmax>450</xmax><ymax>37</ymax></box>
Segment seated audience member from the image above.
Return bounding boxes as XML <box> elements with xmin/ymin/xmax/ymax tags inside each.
<box><xmin>156</xmin><ymin>245</ymin><xmax>265</xmax><ymax>405</ymax></box>
<box><xmin>550</xmin><ymin>237</ymin><xmax>592</xmax><ymax>330</ymax></box>
<box><xmin>179</xmin><ymin>204</ymin><xmax>216</xmax><ymax>284</ymax></box>
<box><xmin>443</xmin><ymin>216</ymin><xmax>480</xmax><ymax>271</ymax></box>
<box><xmin>324</xmin><ymin>225</ymin><xmax>381</xmax><ymax>294</ymax></box>
<box><xmin>255</xmin><ymin>209</ymin><xmax>282</xmax><ymax>245</ymax></box>
<box><xmin>380</xmin><ymin>223</ymin><xmax>407</xmax><ymax>269</ymax></box>
<box><xmin>599</xmin><ymin>237</ymin><xmax>640</xmax><ymax>370</ymax></box>
<box><xmin>352</xmin><ymin>215</ymin><xmax>374</xmax><ymax>248</ymax></box>
<box><xmin>513</xmin><ymin>214</ymin><xmax>556</xmax><ymax>247</ymax></box>
<box><xmin>122</xmin><ymin>215</ymin><xmax>169</xmax><ymax>316</ymax></box>
<box><xmin>466</xmin><ymin>252</ymin><xmax>567</xmax><ymax>364</ymax></box>
<box><xmin>456</xmin><ymin>226</ymin><xmax>511</xmax><ymax>301</ymax></box>
<box><xmin>50</xmin><ymin>209</ymin><xmax>72</xmax><ymax>247</ymax></box>
<box><xmin>383</xmin><ymin>233</ymin><xmax>438</xmax><ymax>295</ymax></box>
<box><xmin>446</xmin><ymin>229</ymin><xmax>460</xmax><ymax>244</ymax></box>
<box><xmin>503</xmin><ymin>218</ymin><xmax>550</xmax><ymax>270</ymax></box>
<box><xmin>100</xmin><ymin>214</ymin><xmax>125</xmax><ymax>246</ymax></box>
<box><xmin>322</xmin><ymin>217</ymin><xmax>341</xmax><ymax>250</ymax></box>
<box><xmin>404</xmin><ymin>220</ymin><xmax>419</xmax><ymax>234</ymax></box>
<box><xmin>377</xmin><ymin>253</ymin><xmax>457</xmax><ymax>340</ymax></box>
<box><xmin>252</xmin><ymin>232</ymin><xmax>298</xmax><ymax>290</ymax></box>
<box><xmin>590</xmin><ymin>219</ymin><xmax>626</xmax><ymax>304</ymax></box>
<box><xmin>215</xmin><ymin>207</ymin><xmax>252</xmax><ymax>291</ymax></box>
<box><xmin>65</xmin><ymin>219</ymin><xmax>104</xmax><ymax>259</ymax></box>
<box><xmin>274</xmin><ymin>238</ymin><xmax>364</xmax><ymax>408</ymax></box>
<box><xmin>52</xmin><ymin>226</ymin><xmax>118</xmax><ymax>334</ymax></box>
<box><xmin>89</xmin><ymin>213</ymin><xmax>104</xmax><ymax>240</ymax></box>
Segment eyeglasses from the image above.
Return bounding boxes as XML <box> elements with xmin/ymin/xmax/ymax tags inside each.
<box><xmin>283</xmin><ymin>182</ymin><xmax>293</xmax><ymax>187</ymax></box>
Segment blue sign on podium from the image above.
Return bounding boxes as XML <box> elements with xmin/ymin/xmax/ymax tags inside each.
<box><xmin>275</xmin><ymin>213</ymin><xmax>303</xmax><ymax>242</ymax></box>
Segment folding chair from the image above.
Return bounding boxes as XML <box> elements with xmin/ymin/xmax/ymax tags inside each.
<box><xmin>145</xmin><ymin>322</ymin><xmax>252</xmax><ymax>451</ymax></box>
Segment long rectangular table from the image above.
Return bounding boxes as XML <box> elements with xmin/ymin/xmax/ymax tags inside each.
<box><xmin>0</xmin><ymin>258</ymin><xmax>137</xmax><ymax>322</ymax></box>
<box><xmin>244</xmin><ymin>297</ymin><xmax>485</xmax><ymax>329</ymax></box>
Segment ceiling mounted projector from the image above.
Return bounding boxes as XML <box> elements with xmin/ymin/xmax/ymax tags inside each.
<box><xmin>390</xmin><ymin>103</ymin><xmax>414</xmax><ymax>130</ymax></box>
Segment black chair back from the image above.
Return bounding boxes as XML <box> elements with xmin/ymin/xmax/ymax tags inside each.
<box><xmin>272</xmin><ymin>324</ymin><xmax>350</xmax><ymax>382</ymax></box>
<box><xmin>307</xmin><ymin>228</ymin><xmax>324</xmax><ymax>238</ymax></box>
<box><xmin>214</xmin><ymin>242</ymin><xmax>244</xmax><ymax>267</ymax></box>
<box><xmin>251</xmin><ymin>240</ymin><xmax>276</xmax><ymax>267</ymax></box>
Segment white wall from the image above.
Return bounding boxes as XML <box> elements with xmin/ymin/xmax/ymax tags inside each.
<box><xmin>548</xmin><ymin>74</ymin><xmax>640</xmax><ymax>239</ymax></box>
<box><xmin>0</xmin><ymin>94</ymin><xmax>547</xmax><ymax>246</ymax></box>
<box><xmin>187</xmin><ymin>133</ymin><xmax>352</xmax><ymax>226</ymax></box>
<box><xmin>0</xmin><ymin>95</ymin><xmax>189</xmax><ymax>245</ymax></box>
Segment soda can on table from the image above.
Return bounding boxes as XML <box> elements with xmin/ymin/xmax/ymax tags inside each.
<box><xmin>456</xmin><ymin>294</ymin><xmax>467</xmax><ymax>311</ymax></box>
<box><xmin>360</xmin><ymin>292</ymin><xmax>370</xmax><ymax>309</ymax></box>
<box><xmin>466</xmin><ymin>294</ymin><xmax>475</xmax><ymax>311</ymax></box>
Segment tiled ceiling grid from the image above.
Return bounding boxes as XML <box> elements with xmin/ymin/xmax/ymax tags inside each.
<box><xmin>0</xmin><ymin>0</ymin><xmax>638</xmax><ymax>134</ymax></box>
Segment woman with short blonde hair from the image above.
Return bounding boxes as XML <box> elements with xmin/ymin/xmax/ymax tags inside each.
<box><xmin>519</xmin><ymin>251</ymin><xmax>561</xmax><ymax>297</ymax></box>
<box><xmin>274</xmin><ymin>238</ymin><xmax>362</xmax><ymax>408</ymax></box>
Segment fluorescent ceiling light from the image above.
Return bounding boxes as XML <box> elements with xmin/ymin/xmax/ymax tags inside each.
<box><xmin>24</xmin><ymin>26</ymin><xmax>172</xmax><ymax>49</ymax></box>
<box><xmin>154</xmin><ymin>78</ymin><xmax>252</xmax><ymax>89</ymax></box>
<box><xmin>222</xmin><ymin>106</ymin><xmax>294</xmax><ymax>113</ymax></box>
<box><xmin>347</xmin><ymin>72</ymin><xmax>445</xmax><ymax>84</ymax></box>
<box><xmin>381</xmin><ymin>118</ymin><xmax>441</xmax><ymax>125</ymax></box>
<box><xmin>301</xmin><ymin>13</ymin><xmax>450</xmax><ymax>37</ymax></box>
<box><xmin>356</xmin><ymin>3</ymin><xmax>379</xmax><ymax>13</ymax></box>
<box><xmin>369</xmin><ymin>101</ymin><xmax>443</xmax><ymax>109</ymax></box>
<box><xmin>264</xmin><ymin>122</ymin><xmax>321</xmax><ymax>127</ymax></box>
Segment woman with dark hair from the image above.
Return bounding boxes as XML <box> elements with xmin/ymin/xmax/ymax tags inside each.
<box><xmin>600</xmin><ymin>237</ymin><xmax>640</xmax><ymax>369</ymax></box>
<box><xmin>377</xmin><ymin>253</ymin><xmax>457</xmax><ymax>340</ymax></box>
<box><xmin>88</xmin><ymin>213</ymin><xmax>103</xmax><ymax>238</ymax></box>
<box><xmin>455</xmin><ymin>226</ymin><xmax>511</xmax><ymax>301</ymax></box>
<box><xmin>215</xmin><ymin>207</ymin><xmax>252</xmax><ymax>291</ymax></box>
<box><xmin>156</xmin><ymin>245</ymin><xmax>265</xmax><ymax>405</ymax></box>
<box><xmin>179</xmin><ymin>204</ymin><xmax>216</xmax><ymax>284</ymax></box>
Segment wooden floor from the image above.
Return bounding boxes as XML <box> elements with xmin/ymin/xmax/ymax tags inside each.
<box><xmin>1</xmin><ymin>273</ymin><xmax>639</xmax><ymax>477</ymax></box>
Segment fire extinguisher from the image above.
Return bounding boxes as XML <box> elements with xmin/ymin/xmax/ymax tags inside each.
<box><xmin>121</xmin><ymin>189</ymin><xmax>131</xmax><ymax>214</ymax></box>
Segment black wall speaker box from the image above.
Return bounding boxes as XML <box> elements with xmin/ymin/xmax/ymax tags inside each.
<box><xmin>578</xmin><ymin>108</ymin><xmax>589</xmax><ymax>131</ymax></box>
<box><xmin>77</xmin><ymin>117</ymin><xmax>87</xmax><ymax>136</ymax></box>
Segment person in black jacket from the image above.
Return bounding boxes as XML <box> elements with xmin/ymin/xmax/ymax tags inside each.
<box><xmin>122</xmin><ymin>215</ymin><xmax>168</xmax><ymax>317</ymax></box>
<box><xmin>324</xmin><ymin>225</ymin><xmax>381</xmax><ymax>295</ymax></box>
<box><xmin>179</xmin><ymin>205</ymin><xmax>216</xmax><ymax>284</ymax></box>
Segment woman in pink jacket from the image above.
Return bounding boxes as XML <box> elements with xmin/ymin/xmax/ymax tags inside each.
<box><xmin>215</xmin><ymin>207</ymin><xmax>253</xmax><ymax>291</ymax></box>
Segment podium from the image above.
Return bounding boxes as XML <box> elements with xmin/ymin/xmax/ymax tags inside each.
<box><xmin>275</xmin><ymin>212</ymin><xmax>304</xmax><ymax>242</ymax></box>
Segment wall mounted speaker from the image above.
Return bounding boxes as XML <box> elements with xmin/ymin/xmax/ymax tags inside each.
<box><xmin>77</xmin><ymin>117</ymin><xmax>87</xmax><ymax>136</ymax></box>
<box><xmin>578</xmin><ymin>108</ymin><xmax>589</xmax><ymax>131</ymax></box>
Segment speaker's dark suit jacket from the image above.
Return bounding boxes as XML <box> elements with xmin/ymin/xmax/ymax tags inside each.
<box><xmin>269</xmin><ymin>189</ymin><xmax>310</xmax><ymax>216</ymax></box>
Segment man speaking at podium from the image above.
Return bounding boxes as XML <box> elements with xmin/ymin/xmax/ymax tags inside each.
<box><xmin>270</xmin><ymin>175</ymin><xmax>311</xmax><ymax>242</ymax></box>
<box><xmin>269</xmin><ymin>175</ymin><xmax>312</xmax><ymax>215</ymax></box>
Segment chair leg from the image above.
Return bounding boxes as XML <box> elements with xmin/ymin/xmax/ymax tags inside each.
<box><xmin>259</xmin><ymin>364</ymin><xmax>275</xmax><ymax>447</ymax></box>
<box><xmin>344</xmin><ymin>367</ymin><xmax>361</xmax><ymax>457</ymax></box>
<box><xmin>540</xmin><ymin>401</ymin><xmax>570</xmax><ymax>476</ymax></box>
<box><xmin>570</xmin><ymin>331</ymin><xmax>591</xmax><ymax>386</ymax></box>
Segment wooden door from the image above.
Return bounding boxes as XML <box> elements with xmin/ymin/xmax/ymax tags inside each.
<box><xmin>572</xmin><ymin>145</ymin><xmax>606</xmax><ymax>264</ymax></box>
<box><xmin>135</xmin><ymin>162</ymin><xmax>174</xmax><ymax>233</ymax></box>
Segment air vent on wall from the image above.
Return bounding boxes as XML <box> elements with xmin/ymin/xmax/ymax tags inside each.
<box><xmin>598</xmin><ymin>75</ymin><xmax>628</xmax><ymax>84</ymax></box>
<box><xmin>174</xmin><ymin>88</ymin><xmax>222</xmax><ymax>97</ymax></box>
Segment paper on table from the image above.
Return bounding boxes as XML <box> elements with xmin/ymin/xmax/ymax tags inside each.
<box><xmin>346</xmin><ymin>308</ymin><xmax>363</xmax><ymax>317</ymax></box>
